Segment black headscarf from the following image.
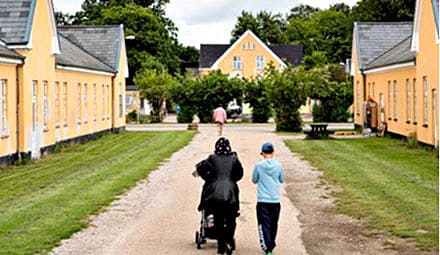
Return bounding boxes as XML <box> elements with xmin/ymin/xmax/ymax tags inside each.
<box><xmin>214</xmin><ymin>137</ymin><xmax>232</xmax><ymax>155</ymax></box>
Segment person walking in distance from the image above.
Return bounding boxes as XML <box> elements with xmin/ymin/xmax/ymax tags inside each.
<box><xmin>252</xmin><ymin>142</ymin><xmax>285</xmax><ymax>255</ymax></box>
<box><xmin>213</xmin><ymin>105</ymin><xmax>227</xmax><ymax>135</ymax></box>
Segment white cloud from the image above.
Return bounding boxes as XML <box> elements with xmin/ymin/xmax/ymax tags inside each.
<box><xmin>53</xmin><ymin>0</ymin><xmax>360</xmax><ymax>47</ymax></box>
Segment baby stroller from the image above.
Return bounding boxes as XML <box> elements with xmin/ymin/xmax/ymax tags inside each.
<box><xmin>195</xmin><ymin>208</ymin><xmax>236</xmax><ymax>252</ymax></box>
<box><xmin>195</xmin><ymin>208</ymin><xmax>216</xmax><ymax>249</ymax></box>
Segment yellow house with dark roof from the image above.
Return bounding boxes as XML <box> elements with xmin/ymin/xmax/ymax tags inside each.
<box><xmin>0</xmin><ymin>0</ymin><xmax>128</xmax><ymax>162</ymax></box>
<box><xmin>351</xmin><ymin>0</ymin><xmax>438</xmax><ymax>146</ymax></box>
<box><xmin>199</xmin><ymin>30</ymin><xmax>304</xmax><ymax>114</ymax></box>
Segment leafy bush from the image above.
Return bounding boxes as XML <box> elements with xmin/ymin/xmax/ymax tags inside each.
<box><xmin>170</xmin><ymin>70</ymin><xmax>243</xmax><ymax>123</ymax></box>
<box><xmin>265</xmin><ymin>65</ymin><xmax>307</xmax><ymax>131</ymax></box>
<box><xmin>244</xmin><ymin>78</ymin><xmax>272</xmax><ymax>123</ymax></box>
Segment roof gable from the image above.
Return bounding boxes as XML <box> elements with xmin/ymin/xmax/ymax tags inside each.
<box><xmin>211</xmin><ymin>30</ymin><xmax>287</xmax><ymax>69</ymax></box>
<box><xmin>56</xmin><ymin>33</ymin><xmax>115</xmax><ymax>74</ymax></box>
<box><xmin>0</xmin><ymin>0</ymin><xmax>35</xmax><ymax>44</ymax></box>
<box><xmin>365</xmin><ymin>36</ymin><xmax>415</xmax><ymax>69</ymax></box>
<box><xmin>58</xmin><ymin>25</ymin><xmax>123</xmax><ymax>70</ymax></box>
<box><xmin>354</xmin><ymin>22</ymin><xmax>413</xmax><ymax>70</ymax></box>
<box><xmin>200</xmin><ymin>32</ymin><xmax>303</xmax><ymax>69</ymax></box>
<box><xmin>412</xmin><ymin>0</ymin><xmax>439</xmax><ymax>50</ymax></box>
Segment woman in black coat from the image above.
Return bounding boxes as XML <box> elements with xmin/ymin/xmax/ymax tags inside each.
<box><xmin>196</xmin><ymin>137</ymin><xmax>243</xmax><ymax>255</ymax></box>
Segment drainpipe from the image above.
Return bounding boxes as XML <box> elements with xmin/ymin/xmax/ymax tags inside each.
<box><xmin>361</xmin><ymin>70</ymin><xmax>367</xmax><ymax>130</ymax></box>
<box><xmin>111</xmin><ymin>76</ymin><xmax>115</xmax><ymax>131</ymax></box>
<box><xmin>16</xmin><ymin>64</ymin><xmax>21</xmax><ymax>161</ymax></box>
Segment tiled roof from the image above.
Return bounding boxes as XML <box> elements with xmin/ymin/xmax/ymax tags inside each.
<box><xmin>355</xmin><ymin>22</ymin><xmax>413</xmax><ymax>70</ymax></box>
<box><xmin>199</xmin><ymin>44</ymin><xmax>230</xmax><ymax>68</ymax></box>
<box><xmin>269</xmin><ymin>45</ymin><xmax>303</xmax><ymax>66</ymax></box>
<box><xmin>126</xmin><ymin>85</ymin><xmax>138</xmax><ymax>91</ymax></box>
<box><xmin>0</xmin><ymin>0</ymin><xmax>34</xmax><ymax>44</ymax></box>
<box><xmin>58</xmin><ymin>25</ymin><xmax>122</xmax><ymax>70</ymax></box>
<box><xmin>56</xmin><ymin>34</ymin><xmax>115</xmax><ymax>73</ymax></box>
<box><xmin>199</xmin><ymin>44</ymin><xmax>303</xmax><ymax>68</ymax></box>
<box><xmin>0</xmin><ymin>42</ymin><xmax>24</xmax><ymax>59</ymax></box>
<box><xmin>365</xmin><ymin>36</ymin><xmax>415</xmax><ymax>69</ymax></box>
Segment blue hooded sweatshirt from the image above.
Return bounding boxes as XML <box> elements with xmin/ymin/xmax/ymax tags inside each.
<box><xmin>252</xmin><ymin>159</ymin><xmax>285</xmax><ymax>203</ymax></box>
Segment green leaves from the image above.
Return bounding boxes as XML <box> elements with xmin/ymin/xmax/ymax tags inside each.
<box><xmin>134</xmin><ymin>63</ymin><xmax>178</xmax><ymax>122</ymax></box>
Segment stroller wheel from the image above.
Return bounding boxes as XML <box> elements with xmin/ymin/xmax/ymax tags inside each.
<box><xmin>195</xmin><ymin>231</ymin><xmax>201</xmax><ymax>249</ymax></box>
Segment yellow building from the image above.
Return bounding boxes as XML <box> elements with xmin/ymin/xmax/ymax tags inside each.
<box><xmin>199</xmin><ymin>30</ymin><xmax>304</xmax><ymax>114</ymax></box>
<box><xmin>351</xmin><ymin>0</ymin><xmax>439</xmax><ymax>146</ymax></box>
<box><xmin>0</xmin><ymin>0</ymin><xmax>128</xmax><ymax>162</ymax></box>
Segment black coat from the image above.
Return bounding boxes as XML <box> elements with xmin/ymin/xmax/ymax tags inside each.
<box><xmin>197</xmin><ymin>152</ymin><xmax>243</xmax><ymax>212</ymax></box>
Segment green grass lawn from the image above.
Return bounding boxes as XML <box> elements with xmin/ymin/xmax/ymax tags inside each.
<box><xmin>0</xmin><ymin>131</ymin><xmax>194</xmax><ymax>254</ymax></box>
<box><xmin>285</xmin><ymin>138</ymin><xmax>439</xmax><ymax>251</ymax></box>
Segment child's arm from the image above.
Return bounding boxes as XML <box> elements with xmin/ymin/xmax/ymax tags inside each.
<box><xmin>252</xmin><ymin>165</ymin><xmax>259</xmax><ymax>183</ymax></box>
<box><xmin>279</xmin><ymin>163</ymin><xmax>285</xmax><ymax>183</ymax></box>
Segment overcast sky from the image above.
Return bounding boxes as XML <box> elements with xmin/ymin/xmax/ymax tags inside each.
<box><xmin>54</xmin><ymin>0</ymin><xmax>359</xmax><ymax>48</ymax></box>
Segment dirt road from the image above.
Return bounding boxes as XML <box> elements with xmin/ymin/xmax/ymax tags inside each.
<box><xmin>51</xmin><ymin>125</ymin><xmax>307</xmax><ymax>255</ymax></box>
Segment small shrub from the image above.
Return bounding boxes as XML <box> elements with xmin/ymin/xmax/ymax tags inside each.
<box><xmin>406</xmin><ymin>132</ymin><xmax>419</xmax><ymax>148</ymax></box>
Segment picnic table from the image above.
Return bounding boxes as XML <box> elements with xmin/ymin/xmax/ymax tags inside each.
<box><xmin>306</xmin><ymin>123</ymin><xmax>328</xmax><ymax>137</ymax></box>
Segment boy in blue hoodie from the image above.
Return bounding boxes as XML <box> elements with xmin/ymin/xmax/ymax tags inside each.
<box><xmin>252</xmin><ymin>142</ymin><xmax>285</xmax><ymax>255</ymax></box>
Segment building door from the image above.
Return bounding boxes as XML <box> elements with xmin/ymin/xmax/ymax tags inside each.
<box><xmin>380</xmin><ymin>93</ymin><xmax>385</xmax><ymax>123</ymax></box>
<box><xmin>433</xmin><ymin>89</ymin><xmax>438</xmax><ymax>147</ymax></box>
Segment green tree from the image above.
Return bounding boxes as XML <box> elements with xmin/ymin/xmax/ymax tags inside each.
<box><xmin>307</xmin><ymin>65</ymin><xmax>353</xmax><ymax>122</ymax></box>
<box><xmin>231</xmin><ymin>11</ymin><xmax>286</xmax><ymax>44</ymax></box>
<box><xmin>243</xmin><ymin>78</ymin><xmax>272</xmax><ymax>123</ymax></box>
<box><xmin>265</xmin><ymin>65</ymin><xmax>308</xmax><ymax>131</ymax></box>
<box><xmin>171</xmin><ymin>71</ymin><xmax>243</xmax><ymax>123</ymax></box>
<box><xmin>288</xmin><ymin>4</ymin><xmax>320</xmax><ymax>19</ymax></box>
<box><xmin>350</xmin><ymin>0</ymin><xmax>415</xmax><ymax>22</ymax></box>
<box><xmin>134</xmin><ymin>65</ymin><xmax>177</xmax><ymax>122</ymax></box>
<box><xmin>312</xmin><ymin>9</ymin><xmax>352</xmax><ymax>63</ymax></box>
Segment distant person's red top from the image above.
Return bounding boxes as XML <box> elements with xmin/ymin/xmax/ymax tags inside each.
<box><xmin>213</xmin><ymin>107</ymin><xmax>227</xmax><ymax>124</ymax></box>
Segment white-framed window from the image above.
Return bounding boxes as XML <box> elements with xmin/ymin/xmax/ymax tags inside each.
<box><xmin>83</xmin><ymin>83</ymin><xmax>88</xmax><ymax>123</ymax></box>
<box><xmin>77</xmin><ymin>83</ymin><xmax>81</xmax><ymax>124</ymax></box>
<box><xmin>388</xmin><ymin>81</ymin><xmax>392</xmax><ymax>119</ymax></box>
<box><xmin>423</xmin><ymin>76</ymin><xmax>428</xmax><ymax>125</ymax></box>
<box><xmin>63</xmin><ymin>82</ymin><xmax>67</xmax><ymax>126</ymax></box>
<box><xmin>372</xmin><ymin>82</ymin><xmax>375</xmax><ymax>98</ymax></box>
<box><xmin>368</xmin><ymin>82</ymin><xmax>371</xmax><ymax>98</ymax></box>
<box><xmin>0</xmin><ymin>80</ymin><xmax>7</xmax><ymax>133</ymax></box>
<box><xmin>32</xmin><ymin>81</ymin><xmax>38</xmax><ymax>131</ymax></box>
<box><xmin>232</xmin><ymin>56</ymin><xmax>242</xmax><ymax>70</ymax></box>
<box><xmin>119</xmin><ymin>83</ymin><xmax>123</xmax><ymax>118</ymax></box>
<box><xmin>93</xmin><ymin>84</ymin><xmax>97</xmax><ymax>121</ymax></box>
<box><xmin>256</xmin><ymin>56</ymin><xmax>265</xmax><ymax>70</ymax></box>
<box><xmin>43</xmin><ymin>81</ymin><xmax>48</xmax><ymax>129</ymax></box>
<box><xmin>393</xmin><ymin>80</ymin><xmax>398</xmax><ymax>120</ymax></box>
<box><xmin>102</xmin><ymin>84</ymin><xmax>105</xmax><ymax>120</ymax></box>
<box><xmin>126</xmin><ymin>95</ymin><xmax>133</xmax><ymax>106</ymax></box>
<box><xmin>106</xmin><ymin>85</ymin><xmax>110</xmax><ymax>119</ymax></box>
<box><xmin>55</xmin><ymin>81</ymin><xmax>59</xmax><ymax>127</ymax></box>
<box><xmin>406</xmin><ymin>79</ymin><xmax>411</xmax><ymax>122</ymax></box>
<box><xmin>413</xmin><ymin>79</ymin><xmax>417</xmax><ymax>123</ymax></box>
<box><xmin>356</xmin><ymin>81</ymin><xmax>360</xmax><ymax>114</ymax></box>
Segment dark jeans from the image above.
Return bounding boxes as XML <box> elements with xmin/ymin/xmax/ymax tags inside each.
<box><xmin>213</xmin><ymin>205</ymin><xmax>237</xmax><ymax>254</ymax></box>
<box><xmin>256</xmin><ymin>202</ymin><xmax>281</xmax><ymax>253</ymax></box>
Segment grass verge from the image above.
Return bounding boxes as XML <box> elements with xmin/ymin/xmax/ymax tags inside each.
<box><xmin>284</xmin><ymin>137</ymin><xmax>438</xmax><ymax>250</ymax></box>
<box><xmin>0</xmin><ymin>131</ymin><xmax>194</xmax><ymax>254</ymax></box>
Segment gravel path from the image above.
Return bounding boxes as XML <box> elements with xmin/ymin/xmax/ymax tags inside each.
<box><xmin>51</xmin><ymin>124</ymin><xmax>308</xmax><ymax>255</ymax></box>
